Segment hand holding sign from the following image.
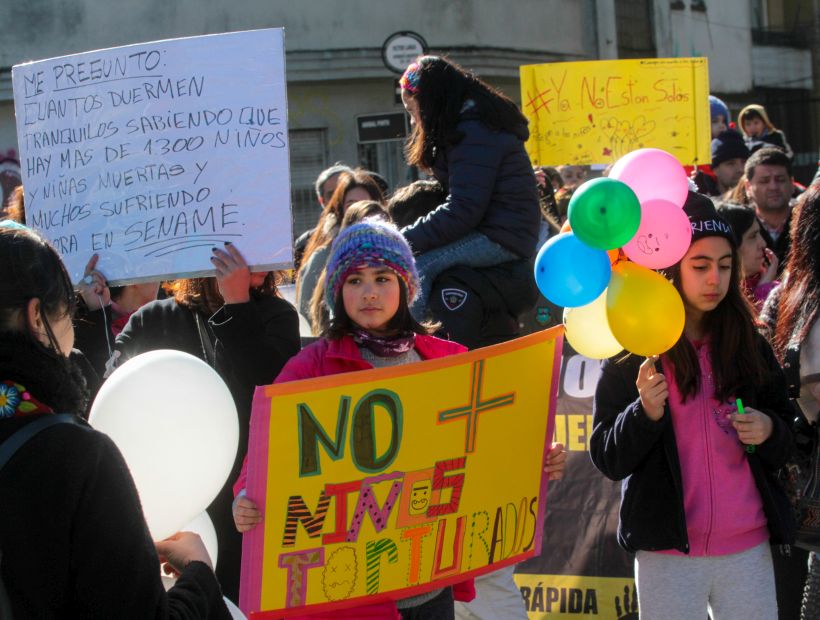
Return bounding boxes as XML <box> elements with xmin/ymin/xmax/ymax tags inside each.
<box><xmin>76</xmin><ymin>254</ymin><xmax>111</xmax><ymax>310</ymax></box>
<box><xmin>211</xmin><ymin>242</ymin><xmax>252</xmax><ymax>304</ymax></box>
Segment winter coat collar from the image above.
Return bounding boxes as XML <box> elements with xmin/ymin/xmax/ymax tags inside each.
<box><xmin>0</xmin><ymin>332</ymin><xmax>87</xmax><ymax>416</ymax></box>
<box><xmin>324</xmin><ymin>334</ymin><xmax>465</xmax><ymax>365</ymax></box>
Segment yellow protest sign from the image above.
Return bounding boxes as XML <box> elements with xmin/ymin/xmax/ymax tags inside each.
<box><xmin>239</xmin><ymin>328</ymin><xmax>562</xmax><ymax>618</ymax></box>
<box><xmin>520</xmin><ymin>57</ymin><xmax>711</xmax><ymax>166</ymax></box>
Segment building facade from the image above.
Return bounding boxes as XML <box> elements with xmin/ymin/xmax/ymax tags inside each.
<box><xmin>0</xmin><ymin>0</ymin><xmax>817</xmax><ymax>236</ymax></box>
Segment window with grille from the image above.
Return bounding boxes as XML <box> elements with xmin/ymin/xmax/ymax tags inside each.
<box><xmin>615</xmin><ymin>0</ymin><xmax>656</xmax><ymax>58</ymax></box>
<box><xmin>289</xmin><ymin>129</ymin><xmax>328</xmax><ymax>238</ymax></box>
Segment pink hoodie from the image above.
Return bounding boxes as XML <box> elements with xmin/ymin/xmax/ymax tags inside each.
<box><xmin>660</xmin><ymin>340</ymin><xmax>769</xmax><ymax>556</ymax></box>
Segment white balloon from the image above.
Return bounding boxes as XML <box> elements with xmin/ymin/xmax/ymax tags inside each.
<box><xmin>89</xmin><ymin>350</ymin><xmax>238</xmax><ymax>540</ymax></box>
<box><xmin>224</xmin><ymin>597</ymin><xmax>247</xmax><ymax>619</ymax></box>
<box><xmin>181</xmin><ymin>511</ymin><xmax>219</xmax><ymax>569</ymax></box>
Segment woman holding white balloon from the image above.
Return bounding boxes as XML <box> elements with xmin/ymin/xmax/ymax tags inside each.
<box><xmin>113</xmin><ymin>241</ymin><xmax>301</xmax><ymax>601</ymax></box>
<box><xmin>0</xmin><ymin>224</ymin><xmax>230</xmax><ymax>619</ymax></box>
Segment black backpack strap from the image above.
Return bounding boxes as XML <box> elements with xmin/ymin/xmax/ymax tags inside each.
<box><xmin>0</xmin><ymin>413</ymin><xmax>80</xmax><ymax>619</ymax></box>
<box><xmin>784</xmin><ymin>342</ymin><xmax>802</xmax><ymax>400</ymax></box>
<box><xmin>0</xmin><ymin>549</ymin><xmax>10</xmax><ymax>620</ymax></box>
<box><xmin>0</xmin><ymin>414</ymin><xmax>81</xmax><ymax>471</ymax></box>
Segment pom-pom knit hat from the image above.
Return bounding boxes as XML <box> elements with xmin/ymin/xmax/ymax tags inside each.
<box><xmin>324</xmin><ymin>220</ymin><xmax>419</xmax><ymax>313</ymax></box>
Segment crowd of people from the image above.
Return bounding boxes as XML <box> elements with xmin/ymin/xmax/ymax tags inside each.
<box><xmin>0</xmin><ymin>53</ymin><xmax>819</xmax><ymax>620</ymax></box>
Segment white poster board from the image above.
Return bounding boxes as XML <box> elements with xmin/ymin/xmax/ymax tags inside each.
<box><xmin>13</xmin><ymin>28</ymin><xmax>292</xmax><ymax>284</ymax></box>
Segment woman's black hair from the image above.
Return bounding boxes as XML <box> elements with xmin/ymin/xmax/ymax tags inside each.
<box><xmin>716</xmin><ymin>202</ymin><xmax>756</xmax><ymax>246</ymax></box>
<box><xmin>404</xmin><ymin>56</ymin><xmax>529</xmax><ymax>171</ymax></box>
<box><xmin>325</xmin><ymin>279</ymin><xmax>438</xmax><ymax>340</ymax></box>
<box><xmin>0</xmin><ymin>226</ymin><xmax>75</xmax><ymax>355</ymax></box>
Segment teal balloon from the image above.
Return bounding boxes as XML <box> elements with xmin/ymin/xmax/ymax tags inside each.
<box><xmin>533</xmin><ymin>232</ymin><xmax>611</xmax><ymax>308</ymax></box>
<box><xmin>568</xmin><ymin>178</ymin><xmax>641</xmax><ymax>250</ymax></box>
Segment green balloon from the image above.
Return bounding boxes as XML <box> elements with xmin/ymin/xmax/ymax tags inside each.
<box><xmin>568</xmin><ymin>178</ymin><xmax>641</xmax><ymax>250</ymax></box>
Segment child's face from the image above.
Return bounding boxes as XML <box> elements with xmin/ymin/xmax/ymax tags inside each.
<box><xmin>342</xmin><ymin>187</ymin><xmax>373</xmax><ymax>213</ymax></box>
<box><xmin>679</xmin><ymin>237</ymin><xmax>733</xmax><ymax>319</ymax></box>
<box><xmin>743</xmin><ymin>116</ymin><xmax>765</xmax><ymax>137</ymax></box>
<box><xmin>342</xmin><ymin>266</ymin><xmax>401</xmax><ymax>335</ymax></box>
<box><xmin>559</xmin><ymin>166</ymin><xmax>585</xmax><ymax>189</ymax></box>
<box><xmin>711</xmin><ymin>115</ymin><xmax>727</xmax><ymax>138</ymax></box>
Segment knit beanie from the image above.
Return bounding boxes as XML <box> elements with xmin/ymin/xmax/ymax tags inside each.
<box><xmin>399</xmin><ymin>56</ymin><xmax>441</xmax><ymax>94</ymax></box>
<box><xmin>683</xmin><ymin>191</ymin><xmax>736</xmax><ymax>247</ymax></box>
<box><xmin>709</xmin><ymin>95</ymin><xmax>730</xmax><ymax>123</ymax></box>
<box><xmin>324</xmin><ymin>220</ymin><xmax>419</xmax><ymax>313</ymax></box>
<box><xmin>711</xmin><ymin>129</ymin><xmax>750</xmax><ymax>168</ymax></box>
<box><xmin>400</xmin><ymin>61</ymin><xmax>423</xmax><ymax>93</ymax></box>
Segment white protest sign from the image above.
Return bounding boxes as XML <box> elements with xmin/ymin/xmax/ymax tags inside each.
<box><xmin>13</xmin><ymin>28</ymin><xmax>292</xmax><ymax>284</ymax></box>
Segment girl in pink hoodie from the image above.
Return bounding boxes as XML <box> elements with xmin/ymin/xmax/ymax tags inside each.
<box><xmin>233</xmin><ymin>219</ymin><xmax>568</xmax><ymax>619</ymax></box>
<box><xmin>591</xmin><ymin>193</ymin><xmax>794</xmax><ymax>619</ymax></box>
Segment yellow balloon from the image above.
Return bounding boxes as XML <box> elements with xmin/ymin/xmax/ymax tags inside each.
<box><xmin>606</xmin><ymin>262</ymin><xmax>685</xmax><ymax>356</ymax></box>
<box><xmin>563</xmin><ymin>290</ymin><xmax>623</xmax><ymax>359</ymax></box>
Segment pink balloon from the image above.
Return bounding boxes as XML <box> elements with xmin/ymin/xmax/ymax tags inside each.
<box><xmin>623</xmin><ymin>199</ymin><xmax>693</xmax><ymax>269</ymax></box>
<box><xmin>609</xmin><ymin>149</ymin><xmax>689</xmax><ymax>207</ymax></box>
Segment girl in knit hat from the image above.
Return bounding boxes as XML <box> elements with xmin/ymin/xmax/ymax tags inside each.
<box><xmin>590</xmin><ymin>192</ymin><xmax>794</xmax><ymax>618</ymax></box>
<box><xmin>738</xmin><ymin>104</ymin><xmax>794</xmax><ymax>159</ymax></box>
<box><xmin>232</xmin><ymin>219</ymin><xmax>566</xmax><ymax>619</ymax></box>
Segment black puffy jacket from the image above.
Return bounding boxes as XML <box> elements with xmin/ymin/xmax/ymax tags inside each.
<box><xmin>402</xmin><ymin>115</ymin><xmax>540</xmax><ymax>257</ymax></box>
<box><xmin>590</xmin><ymin>337</ymin><xmax>795</xmax><ymax>553</ymax></box>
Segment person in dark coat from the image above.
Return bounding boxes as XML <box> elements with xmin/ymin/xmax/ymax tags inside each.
<box><xmin>115</xmin><ymin>243</ymin><xmax>301</xmax><ymax>601</ymax></box>
<box><xmin>398</xmin><ymin>56</ymin><xmax>540</xmax><ymax>317</ymax></box>
<box><xmin>0</xmin><ymin>224</ymin><xmax>229</xmax><ymax>619</ymax></box>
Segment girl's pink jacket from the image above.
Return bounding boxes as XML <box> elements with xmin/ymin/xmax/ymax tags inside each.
<box><xmin>234</xmin><ymin>334</ymin><xmax>475</xmax><ymax>619</ymax></box>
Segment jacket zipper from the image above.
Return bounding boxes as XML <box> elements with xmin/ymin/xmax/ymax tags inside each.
<box><xmin>702</xmin><ymin>360</ymin><xmax>714</xmax><ymax>555</ymax></box>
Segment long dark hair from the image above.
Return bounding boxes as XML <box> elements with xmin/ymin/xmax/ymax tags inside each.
<box><xmin>773</xmin><ymin>184</ymin><xmax>820</xmax><ymax>357</ymax></box>
<box><xmin>663</xmin><ymin>244</ymin><xmax>767</xmax><ymax>401</ymax></box>
<box><xmin>325</xmin><ymin>279</ymin><xmax>437</xmax><ymax>340</ymax></box>
<box><xmin>404</xmin><ymin>56</ymin><xmax>529</xmax><ymax>171</ymax></box>
<box><xmin>0</xmin><ymin>226</ymin><xmax>75</xmax><ymax>354</ymax></box>
<box><xmin>300</xmin><ymin>170</ymin><xmax>384</xmax><ymax>273</ymax></box>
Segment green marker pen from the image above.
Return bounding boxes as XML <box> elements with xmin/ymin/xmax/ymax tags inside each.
<box><xmin>736</xmin><ymin>398</ymin><xmax>756</xmax><ymax>454</ymax></box>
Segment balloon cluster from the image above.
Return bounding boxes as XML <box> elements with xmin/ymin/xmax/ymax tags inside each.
<box><xmin>534</xmin><ymin>149</ymin><xmax>692</xmax><ymax>358</ymax></box>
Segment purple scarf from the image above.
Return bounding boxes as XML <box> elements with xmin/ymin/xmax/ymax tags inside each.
<box><xmin>351</xmin><ymin>327</ymin><xmax>416</xmax><ymax>358</ymax></box>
